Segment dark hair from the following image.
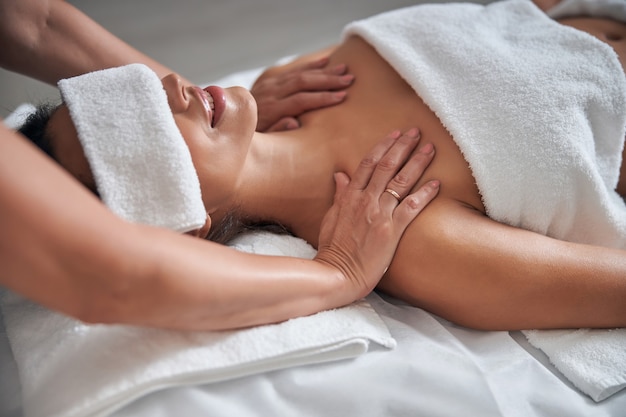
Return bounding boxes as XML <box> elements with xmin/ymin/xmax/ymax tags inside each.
<box><xmin>17</xmin><ymin>104</ymin><xmax>290</xmax><ymax>245</ymax></box>
<box><xmin>207</xmin><ymin>210</ymin><xmax>291</xmax><ymax>245</ymax></box>
<box><xmin>17</xmin><ymin>103</ymin><xmax>58</xmax><ymax>159</ymax></box>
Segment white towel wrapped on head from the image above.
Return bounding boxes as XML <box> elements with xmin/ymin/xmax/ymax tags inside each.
<box><xmin>345</xmin><ymin>0</ymin><xmax>626</xmax><ymax>401</ymax></box>
<box><xmin>58</xmin><ymin>63</ymin><xmax>206</xmax><ymax>233</ymax></box>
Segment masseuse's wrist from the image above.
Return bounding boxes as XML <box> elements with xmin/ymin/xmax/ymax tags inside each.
<box><xmin>313</xmin><ymin>253</ymin><xmax>369</xmax><ymax>307</ymax></box>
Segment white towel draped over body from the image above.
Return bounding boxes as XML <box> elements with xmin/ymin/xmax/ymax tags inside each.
<box><xmin>345</xmin><ymin>0</ymin><xmax>626</xmax><ymax>401</ymax></box>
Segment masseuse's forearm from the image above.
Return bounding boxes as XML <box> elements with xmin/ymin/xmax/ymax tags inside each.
<box><xmin>0</xmin><ymin>0</ymin><xmax>173</xmax><ymax>84</ymax></box>
<box><xmin>0</xmin><ymin>124</ymin><xmax>352</xmax><ymax>331</ymax></box>
<box><xmin>117</xmin><ymin>228</ymin><xmax>351</xmax><ymax>331</ymax></box>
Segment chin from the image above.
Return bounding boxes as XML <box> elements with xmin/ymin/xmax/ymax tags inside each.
<box><xmin>226</xmin><ymin>86</ymin><xmax>258</xmax><ymax>133</ymax></box>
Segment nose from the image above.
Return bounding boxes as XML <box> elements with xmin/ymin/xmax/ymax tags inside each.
<box><xmin>161</xmin><ymin>73</ymin><xmax>189</xmax><ymax>114</ymax></box>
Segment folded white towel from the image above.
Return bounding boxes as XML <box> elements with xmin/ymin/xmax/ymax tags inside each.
<box><xmin>1</xmin><ymin>232</ymin><xmax>395</xmax><ymax>417</ymax></box>
<box><xmin>58</xmin><ymin>64</ymin><xmax>206</xmax><ymax>233</ymax></box>
<box><xmin>345</xmin><ymin>0</ymin><xmax>626</xmax><ymax>401</ymax></box>
<box><xmin>3</xmin><ymin>103</ymin><xmax>36</xmax><ymax>130</ymax></box>
<box><xmin>524</xmin><ymin>328</ymin><xmax>626</xmax><ymax>401</ymax></box>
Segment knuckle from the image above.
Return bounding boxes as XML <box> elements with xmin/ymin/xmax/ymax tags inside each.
<box><xmin>389</xmin><ymin>171</ymin><xmax>412</xmax><ymax>188</ymax></box>
<box><xmin>359</xmin><ymin>155</ymin><xmax>379</xmax><ymax>170</ymax></box>
<box><xmin>405</xmin><ymin>186</ymin><xmax>436</xmax><ymax>210</ymax></box>
<box><xmin>294</xmin><ymin>73</ymin><xmax>310</xmax><ymax>89</ymax></box>
<box><xmin>404</xmin><ymin>195</ymin><xmax>424</xmax><ymax>211</ymax></box>
<box><xmin>377</xmin><ymin>155</ymin><xmax>399</xmax><ymax>172</ymax></box>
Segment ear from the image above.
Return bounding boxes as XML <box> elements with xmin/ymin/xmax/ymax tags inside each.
<box><xmin>186</xmin><ymin>214</ymin><xmax>212</xmax><ymax>239</ymax></box>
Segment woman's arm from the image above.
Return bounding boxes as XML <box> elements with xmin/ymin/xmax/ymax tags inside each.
<box><xmin>0</xmin><ymin>0</ymin><xmax>172</xmax><ymax>83</ymax></box>
<box><xmin>380</xmin><ymin>197</ymin><xmax>626</xmax><ymax>330</ymax></box>
<box><xmin>0</xmin><ymin>124</ymin><xmax>438</xmax><ymax>331</ymax></box>
<box><xmin>0</xmin><ymin>0</ymin><xmax>351</xmax><ymax>132</ymax></box>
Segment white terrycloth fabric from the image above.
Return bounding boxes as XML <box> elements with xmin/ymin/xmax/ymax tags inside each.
<box><xmin>344</xmin><ymin>0</ymin><xmax>626</xmax><ymax>401</ymax></box>
<box><xmin>3</xmin><ymin>103</ymin><xmax>36</xmax><ymax>130</ymax></box>
<box><xmin>523</xmin><ymin>329</ymin><xmax>626</xmax><ymax>401</ymax></box>
<box><xmin>0</xmin><ymin>232</ymin><xmax>396</xmax><ymax>417</ymax></box>
<box><xmin>58</xmin><ymin>64</ymin><xmax>206</xmax><ymax>233</ymax></box>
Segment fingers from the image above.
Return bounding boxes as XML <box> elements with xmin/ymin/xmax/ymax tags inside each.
<box><xmin>368</xmin><ymin>128</ymin><xmax>423</xmax><ymax>197</ymax></box>
<box><xmin>265</xmin><ymin>68</ymin><xmax>352</xmax><ymax>119</ymax></box>
<box><xmin>286</xmin><ymin>67</ymin><xmax>354</xmax><ymax>93</ymax></box>
<box><xmin>315</xmin><ymin>128</ymin><xmax>438</xmax><ymax>300</ymax></box>
<box><xmin>332</xmin><ymin>171</ymin><xmax>351</xmax><ymax>200</ymax></box>
<box><xmin>350</xmin><ymin>127</ymin><xmax>437</xmax><ymax>220</ymax></box>
<box><xmin>265</xmin><ymin>117</ymin><xmax>300</xmax><ymax>132</ymax></box>
<box><xmin>392</xmin><ymin>180</ymin><xmax>440</xmax><ymax>233</ymax></box>
<box><xmin>348</xmin><ymin>129</ymin><xmax>407</xmax><ymax>191</ymax></box>
<box><xmin>252</xmin><ymin>59</ymin><xmax>354</xmax><ymax>132</ymax></box>
<box><xmin>267</xmin><ymin>90</ymin><xmax>347</xmax><ymax>120</ymax></box>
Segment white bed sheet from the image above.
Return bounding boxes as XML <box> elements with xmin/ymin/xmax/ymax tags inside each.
<box><xmin>2</xmin><ymin>60</ymin><xmax>626</xmax><ymax>417</ymax></box>
<box><xmin>2</xmin><ymin>293</ymin><xmax>626</xmax><ymax>417</ymax></box>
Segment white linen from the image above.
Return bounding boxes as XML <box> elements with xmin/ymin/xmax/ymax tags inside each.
<box><xmin>108</xmin><ymin>293</ymin><xmax>626</xmax><ymax>417</ymax></box>
<box><xmin>524</xmin><ymin>328</ymin><xmax>626</xmax><ymax>402</ymax></box>
<box><xmin>3</xmin><ymin>288</ymin><xmax>626</xmax><ymax>417</ymax></box>
<box><xmin>0</xmin><ymin>232</ymin><xmax>395</xmax><ymax>417</ymax></box>
<box><xmin>58</xmin><ymin>64</ymin><xmax>206</xmax><ymax>233</ymax></box>
<box><xmin>3</xmin><ymin>103</ymin><xmax>36</xmax><ymax>130</ymax></box>
<box><xmin>344</xmin><ymin>0</ymin><xmax>626</xmax><ymax>401</ymax></box>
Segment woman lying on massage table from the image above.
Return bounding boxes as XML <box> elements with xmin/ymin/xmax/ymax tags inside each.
<box><xmin>0</xmin><ymin>0</ymin><xmax>441</xmax><ymax>332</ymax></box>
<box><xmin>22</xmin><ymin>0</ymin><xmax>626</xmax><ymax>331</ymax></box>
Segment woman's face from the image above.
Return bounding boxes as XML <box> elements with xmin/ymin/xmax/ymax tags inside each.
<box><xmin>48</xmin><ymin>74</ymin><xmax>257</xmax><ymax>217</ymax></box>
<box><xmin>161</xmin><ymin>74</ymin><xmax>257</xmax><ymax>214</ymax></box>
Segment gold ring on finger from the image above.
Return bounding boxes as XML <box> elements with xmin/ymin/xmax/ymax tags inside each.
<box><xmin>384</xmin><ymin>188</ymin><xmax>401</xmax><ymax>202</ymax></box>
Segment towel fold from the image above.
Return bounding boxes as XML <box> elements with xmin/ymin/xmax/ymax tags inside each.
<box><xmin>524</xmin><ymin>328</ymin><xmax>626</xmax><ymax>401</ymax></box>
<box><xmin>1</xmin><ymin>232</ymin><xmax>396</xmax><ymax>417</ymax></box>
<box><xmin>345</xmin><ymin>0</ymin><xmax>626</xmax><ymax>401</ymax></box>
<box><xmin>58</xmin><ymin>64</ymin><xmax>206</xmax><ymax>233</ymax></box>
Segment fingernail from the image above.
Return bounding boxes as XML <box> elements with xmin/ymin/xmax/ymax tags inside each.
<box><xmin>429</xmin><ymin>180</ymin><xmax>440</xmax><ymax>189</ymax></box>
<box><xmin>389</xmin><ymin>130</ymin><xmax>401</xmax><ymax>139</ymax></box>
<box><xmin>333</xmin><ymin>91</ymin><xmax>347</xmax><ymax>101</ymax></box>
<box><xmin>420</xmin><ymin>142</ymin><xmax>434</xmax><ymax>154</ymax></box>
<box><xmin>332</xmin><ymin>64</ymin><xmax>347</xmax><ymax>74</ymax></box>
<box><xmin>285</xmin><ymin>119</ymin><xmax>299</xmax><ymax>130</ymax></box>
<box><xmin>340</xmin><ymin>74</ymin><xmax>355</xmax><ymax>85</ymax></box>
<box><xmin>406</xmin><ymin>128</ymin><xmax>420</xmax><ymax>138</ymax></box>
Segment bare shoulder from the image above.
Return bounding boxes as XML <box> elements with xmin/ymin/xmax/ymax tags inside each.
<box><xmin>532</xmin><ymin>0</ymin><xmax>562</xmax><ymax>12</ymax></box>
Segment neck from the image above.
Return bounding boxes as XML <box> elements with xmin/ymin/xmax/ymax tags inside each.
<box><xmin>219</xmin><ymin>129</ymin><xmax>335</xmax><ymax>245</ymax></box>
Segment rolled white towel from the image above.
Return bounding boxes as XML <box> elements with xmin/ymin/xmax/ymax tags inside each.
<box><xmin>58</xmin><ymin>64</ymin><xmax>206</xmax><ymax>233</ymax></box>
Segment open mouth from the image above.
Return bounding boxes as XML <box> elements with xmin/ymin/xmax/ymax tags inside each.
<box><xmin>203</xmin><ymin>86</ymin><xmax>225</xmax><ymax>127</ymax></box>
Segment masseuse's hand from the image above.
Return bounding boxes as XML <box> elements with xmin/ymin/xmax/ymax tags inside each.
<box><xmin>315</xmin><ymin>128</ymin><xmax>439</xmax><ymax>300</ymax></box>
<box><xmin>251</xmin><ymin>56</ymin><xmax>354</xmax><ymax>132</ymax></box>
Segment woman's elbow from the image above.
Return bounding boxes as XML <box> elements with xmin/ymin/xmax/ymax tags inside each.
<box><xmin>0</xmin><ymin>0</ymin><xmax>51</xmax><ymax>69</ymax></box>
